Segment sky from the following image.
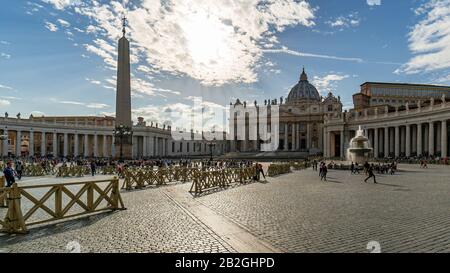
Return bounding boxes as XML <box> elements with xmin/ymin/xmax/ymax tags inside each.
<box><xmin>1</xmin><ymin>0</ymin><xmax>450</xmax><ymax>132</ymax></box>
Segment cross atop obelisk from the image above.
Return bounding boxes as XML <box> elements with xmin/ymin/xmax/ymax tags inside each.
<box><xmin>115</xmin><ymin>15</ymin><xmax>133</xmax><ymax>159</ymax></box>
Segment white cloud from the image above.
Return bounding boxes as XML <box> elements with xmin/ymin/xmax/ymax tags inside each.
<box><xmin>44</xmin><ymin>21</ymin><xmax>58</xmax><ymax>32</ymax></box>
<box><xmin>367</xmin><ymin>0</ymin><xmax>381</xmax><ymax>6</ymax></box>
<box><xmin>53</xmin><ymin>98</ymin><xmax>110</xmax><ymax>109</ymax></box>
<box><xmin>57</xmin><ymin>18</ymin><xmax>71</xmax><ymax>27</ymax></box>
<box><xmin>0</xmin><ymin>84</ymin><xmax>13</xmax><ymax>90</ymax></box>
<box><xmin>42</xmin><ymin>0</ymin><xmax>81</xmax><ymax>10</ymax></box>
<box><xmin>0</xmin><ymin>53</ymin><xmax>11</xmax><ymax>59</ymax></box>
<box><xmin>0</xmin><ymin>99</ymin><xmax>11</xmax><ymax>107</ymax></box>
<box><xmin>263</xmin><ymin>47</ymin><xmax>363</xmax><ymax>63</ymax></box>
<box><xmin>312</xmin><ymin>74</ymin><xmax>349</xmax><ymax>95</ymax></box>
<box><xmin>0</xmin><ymin>41</ymin><xmax>10</xmax><ymax>45</ymax></box>
<box><xmin>85</xmin><ymin>78</ymin><xmax>102</xmax><ymax>85</ymax></box>
<box><xmin>396</xmin><ymin>0</ymin><xmax>450</xmax><ymax>74</ymax></box>
<box><xmin>327</xmin><ymin>12</ymin><xmax>361</xmax><ymax>29</ymax></box>
<box><xmin>44</xmin><ymin>0</ymin><xmax>316</xmax><ymax>86</ymax></box>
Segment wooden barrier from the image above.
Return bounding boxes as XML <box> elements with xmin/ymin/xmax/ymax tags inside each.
<box><xmin>0</xmin><ymin>176</ymin><xmax>5</xmax><ymax>207</ymax></box>
<box><xmin>189</xmin><ymin>167</ymin><xmax>256</xmax><ymax>196</ymax></box>
<box><xmin>22</xmin><ymin>164</ymin><xmax>47</xmax><ymax>177</ymax></box>
<box><xmin>122</xmin><ymin>167</ymin><xmax>197</xmax><ymax>190</ymax></box>
<box><xmin>267</xmin><ymin>164</ymin><xmax>292</xmax><ymax>177</ymax></box>
<box><xmin>56</xmin><ymin>166</ymin><xmax>90</xmax><ymax>178</ymax></box>
<box><xmin>0</xmin><ymin>177</ymin><xmax>125</xmax><ymax>234</ymax></box>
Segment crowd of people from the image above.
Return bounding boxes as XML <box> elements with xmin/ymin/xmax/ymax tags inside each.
<box><xmin>1</xmin><ymin>156</ymin><xmax>268</xmax><ymax>187</ymax></box>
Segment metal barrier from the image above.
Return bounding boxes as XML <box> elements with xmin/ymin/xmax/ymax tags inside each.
<box><xmin>0</xmin><ymin>177</ymin><xmax>126</xmax><ymax>234</ymax></box>
<box><xmin>23</xmin><ymin>164</ymin><xmax>47</xmax><ymax>177</ymax></box>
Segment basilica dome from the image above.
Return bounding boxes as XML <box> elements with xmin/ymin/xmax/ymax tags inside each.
<box><xmin>286</xmin><ymin>68</ymin><xmax>321</xmax><ymax>103</ymax></box>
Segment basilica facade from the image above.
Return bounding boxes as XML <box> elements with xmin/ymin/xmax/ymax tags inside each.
<box><xmin>229</xmin><ymin>68</ymin><xmax>342</xmax><ymax>155</ymax></box>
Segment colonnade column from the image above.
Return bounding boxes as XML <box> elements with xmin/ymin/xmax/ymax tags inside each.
<box><xmin>74</xmin><ymin>134</ymin><xmax>79</xmax><ymax>157</ymax></box>
<box><xmin>2</xmin><ymin>129</ymin><xmax>9</xmax><ymax>156</ymax></box>
<box><xmin>63</xmin><ymin>133</ymin><xmax>68</xmax><ymax>157</ymax></box>
<box><xmin>384</xmin><ymin>127</ymin><xmax>389</xmax><ymax>157</ymax></box>
<box><xmin>374</xmin><ymin>128</ymin><xmax>378</xmax><ymax>158</ymax></box>
<box><xmin>395</xmin><ymin>126</ymin><xmax>400</xmax><ymax>157</ymax></box>
<box><xmin>16</xmin><ymin>130</ymin><xmax>22</xmax><ymax>156</ymax></box>
<box><xmin>340</xmin><ymin>130</ymin><xmax>344</xmax><ymax>159</ymax></box>
<box><xmin>429</xmin><ymin>122</ymin><xmax>435</xmax><ymax>156</ymax></box>
<box><xmin>52</xmin><ymin>132</ymin><xmax>57</xmax><ymax>157</ymax></box>
<box><xmin>405</xmin><ymin>125</ymin><xmax>411</xmax><ymax>157</ymax></box>
<box><xmin>29</xmin><ymin>131</ymin><xmax>34</xmax><ymax>157</ymax></box>
<box><xmin>417</xmin><ymin>123</ymin><xmax>423</xmax><ymax>156</ymax></box>
<box><xmin>84</xmin><ymin>134</ymin><xmax>89</xmax><ymax>157</ymax></box>
<box><xmin>103</xmin><ymin>135</ymin><xmax>108</xmax><ymax>157</ymax></box>
<box><xmin>442</xmin><ymin>120</ymin><xmax>448</xmax><ymax>158</ymax></box>
<box><xmin>41</xmin><ymin>132</ymin><xmax>46</xmax><ymax>157</ymax></box>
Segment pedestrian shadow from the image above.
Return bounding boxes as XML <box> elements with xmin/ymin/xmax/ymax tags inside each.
<box><xmin>374</xmin><ymin>182</ymin><xmax>404</xmax><ymax>188</ymax></box>
<box><xmin>0</xmin><ymin>211</ymin><xmax>115</xmax><ymax>245</ymax></box>
<box><xmin>190</xmin><ymin>180</ymin><xmax>263</xmax><ymax>198</ymax></box>
<box><xmin>325</xmin><ymin>179</ymin><xmax>342</xmax><ymax>183</ymax></box>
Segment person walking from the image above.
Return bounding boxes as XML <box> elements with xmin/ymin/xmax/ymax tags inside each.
<box><xmin>258</xmin><ymin>163</ymin><xmax>266</xmax><ymax>181</ymax></box>
<box><xmin>15</xmin><ymin>161</ymin><xmax>23</xmax><ymax>180</ymax></box>
<box><xmin>350</xmin><ymin>162</ymin><xmax>355</xmax><ymax>174</ymax></box>
<box><xmin>90</xmin><ymin>161</ymin><xmax>97</xmax><ymax>176</ymax></box>
<box><xmin>364</xmin><ymin>165</ymin><xmax>377</xmax><ymax>184</ymax></box>
<box><xmin>3</xmin><ymin>161</ymin><xmax>16</xmax><ymax>187</ymax></box>
<box><xmin>320</xmin><ymin>164</ymin><xmax>328</xmax><ymax>181</ymax></box>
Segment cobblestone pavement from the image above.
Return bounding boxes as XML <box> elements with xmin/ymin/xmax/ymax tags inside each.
<box><xmin>2</xmin><ymin>164</ymin><xmax>450</xmax><ymax>253</ymax></box>
<box><xmin>0</xmin><ymin>176</ymin><xmax>235</xmax><ymax>253</ymax></box>
<box><xmin>194</xmin><ymin>164</ymin><xmax>450</xmax><ymax>253</ymax></box>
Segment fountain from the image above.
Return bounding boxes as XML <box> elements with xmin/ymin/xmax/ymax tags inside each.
<box><xmin>347</xmin><ymin>126</ymin><xmax>373</xmax><ymax>164</ymax></box>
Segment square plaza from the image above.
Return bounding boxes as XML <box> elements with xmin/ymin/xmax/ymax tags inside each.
<box><xmin>2</xmin><ymin>163</ymin><xmax>450</xmax><ymax>253</ymax></box>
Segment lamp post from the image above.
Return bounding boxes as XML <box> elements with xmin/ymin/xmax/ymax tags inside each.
<box><xmin>114</xmin><ymin>125</ymin><xmax>132</xmax><ymax>162</ymax></box>
<box><xmin>208</xmin><ymin>140</ymin><xmax>216</xmax><ymax>161</ymax></box>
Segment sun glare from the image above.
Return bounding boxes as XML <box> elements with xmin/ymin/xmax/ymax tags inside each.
<box><xmin>182</xmin><ymin>11</ymin><xmax>233</xmax><ymax>69</ymax></box>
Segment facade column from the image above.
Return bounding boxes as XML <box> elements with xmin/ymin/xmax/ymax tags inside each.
<box><xmin>405</xmin><ymin>125</ymin><xmax>411</xmax><ymax>157</ymax></box>
<box><xmin>103</xmin><ymin>135</ymin><xmax>108</xmax><ymax>158</ymax></box>
<box><xmin>384</xmin><ymin>127</ymin><xmax>389</xmax><ymax>157</ymax></box>
<box><xmin>63</xmin><ymin>133</ymin><xmax>68</xmax><ymax>157</ymax></box>
<box><xmin>395</xmin><ymin>126</ymin><xmax>400</xmax><ymax>157</ymax></box>
<box><xmin>74</xmin><ymin>134</ymin><xmax>79</xmax><ymax>157</ymax></box>
<box><xmin>53</xmin><ymin>132</ymin><xmax>58</xmax><ymax>157</ymax></box>
<box><xmin>41</xmin><ymin>131</ymin><xmax>46</xmax><ymax>157</ymax></box>
<box><xmin>417</xmin><ymin>123</ymin><xmax>423</xmax><ymax>156</ymax></box>
<box><xmin>429</xmin><ymin>122</ymin><xmax>435</xmax><ymax>156</ymax></box>
<box><xmin>291</xmin><ymin>124</ymin><xmax>295</xmax><ymax>151</ymax></box>
<box><xmin>84</xmin><ymin>134</ymin><xmax>89</xmax><ymax>157</ymax></box>
<box><xmin>340</xmin><ymin>130</ymin><xmax>345</xmax><ymax>159</ymax></box>
<box><xmin>2</xmin><ymin>128</ymin><xmax>9</xmax><ymax>157</ymax></box>
<box><xmin>16</xmin><ymin>130</ymin><xmax>22</xmax><ymax>156</ymax></box>
<box><xmin>284</xmin><ymin>123</ymin><xmax>288</xmax><ymax>151</ymax></box>
<box><xmin>29</xmin><ymin>131</ymin><xmax>34</xmax><ymax>157</ymax></box>
<box><xmin>307</xmin><ymin>124</ymin><xmax>311</xmax><ymax>151</ymax></box>
<box><xmin>442</xmin><ymin>120</ymin><xmax>448</xmax><ymax>158</ymax></box>
<box><xmin>374</xmin><ymin>128</ymin><xmax>379</xmax><ymax>158</ymax></box>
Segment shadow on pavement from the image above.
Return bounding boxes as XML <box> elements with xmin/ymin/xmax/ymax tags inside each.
<box><xmin>0</xmin><ymin>211</ymin><xmax>116</xmax><ymax>245</ymax></box>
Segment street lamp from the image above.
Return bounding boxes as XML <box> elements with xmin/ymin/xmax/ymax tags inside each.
<box><xmin>208</xmin><ymin>140</ymin><xmax>216</xmax><ymax>161</ymax></box>
<box><xmin>114</xmin><ymin>125</ymin><xmax>132</xmax><ymax>162</ymax></box>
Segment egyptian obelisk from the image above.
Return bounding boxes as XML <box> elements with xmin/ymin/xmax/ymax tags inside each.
<box><xmin>115</xmin><ymin>17</ymin><xmax>133</xmax><ymax>158</ymax></box>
